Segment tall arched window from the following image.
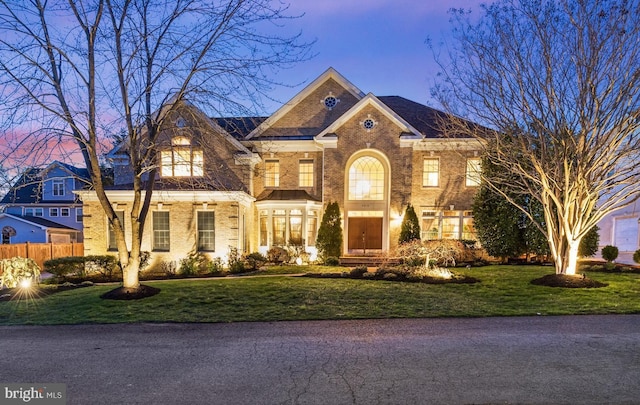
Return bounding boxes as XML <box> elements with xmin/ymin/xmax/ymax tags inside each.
<box><xmin>348</xmin><ymin>156</ymin><xmax>384</xmax><ymax>200</ymax></box>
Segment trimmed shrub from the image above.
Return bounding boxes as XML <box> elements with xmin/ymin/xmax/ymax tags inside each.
<box><xmin>267</xmin><ymin>247</ymin><xmax>290</xmax><ymax>265</ymax></box>
<box><xmin>0</xmin><ymin>257</ymin><xmax>41</xmax><ymax>288</ymax></box>
<box><xmin>601</xmin><ymin>245</ymin><xmax>619</xmax><ymax>262</ymax></box>
<box><xmin>228</xmin><ymin>247</ymin><xmax>246</xmax><ymax>274</ymax></box>
<box><xmin>349</xmin><ymin>266</ymin><xmax>368</xmax><ymax>278</ymax></box>
<box><xmin>245</xmin><ymin>252</ymin><xmax>267</xmax><ymax>271</ymax></box>
<box><xmin>179</xmin><ymin>251</ymin><xmax>210</xmax><ymax>276</ymax></box>
<box><xmin>324</xmin><ymin>256</ymin><xmax>339</xmax><ymax>266</ymax></box>
<box><xmin>84</xmin><ymin>255</ymin><xmax>119</xmax><ymax>279</ymax></box>
<box><xmin>633</xmin><ymin>249</ymin><xmax>640</xmax><ymax>265</ymax></box>
<box><xmin>44</xmin><ymin>257</ymin><xmax>87</xmax><ymax>279</ymax></box>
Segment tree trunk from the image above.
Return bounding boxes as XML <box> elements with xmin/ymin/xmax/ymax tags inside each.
<box><xmin>122</xmin><ymin>260</ymin><xmax>141</xmax><ymax>289</ymax></box>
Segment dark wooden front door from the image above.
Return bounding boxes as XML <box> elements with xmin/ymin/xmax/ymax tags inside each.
<box><xmin>348</xmin><ymin>217</ymin><xmax>383</xmax><ymax>251</ymax></box>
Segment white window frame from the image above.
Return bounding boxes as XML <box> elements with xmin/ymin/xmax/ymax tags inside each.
<box><xmin>52</xmin><ymin>179</ymin><xmax>65</xmax><ymax>196</ymax></box>
<box><xmin>49</xmin><ymin>208</ymin><xmax>59</xmax><ymax>217</ymax></box>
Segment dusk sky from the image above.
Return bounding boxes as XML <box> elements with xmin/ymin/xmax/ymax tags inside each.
<box><xmin>264</xmin><ymin>0</ymin><xmax>484</xmax><ymax>113</ymax></box>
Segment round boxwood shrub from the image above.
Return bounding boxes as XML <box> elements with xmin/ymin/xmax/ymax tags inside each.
<box><xmin>601</xmin><ymin>245</ymin><xmax>619</xmax><ymax>262</ymax></box>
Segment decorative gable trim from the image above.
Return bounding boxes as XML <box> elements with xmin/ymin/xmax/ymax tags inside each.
<box><xmin>315</xmin><ymin>93</ymin><xmax>424</xmax><ymax>147</ymax></box>
<box><xmin>246</xmin><ymin>67</ymin><xmax>366</xmax><ymax>140</ymax></box>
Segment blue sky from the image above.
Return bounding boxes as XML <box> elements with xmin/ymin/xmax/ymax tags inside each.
<box><xmin>264</xmin><ymin>0</ymin><xmax>484</xmax><ymax>113</ymax></box>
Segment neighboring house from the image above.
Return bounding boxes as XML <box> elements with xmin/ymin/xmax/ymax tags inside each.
<box><xmin>78</xmin><ymin>68</ymin><xmax>481</xmax><ymax>268</ymax></box>
<box><xmin>0</xmin><ymin>161</ymin><xmax>89</xmax><ymax>242</ymax></box>
<box><xmin>0</xmin><ymin>213</ymin><xmax>81</xmax><ymax>244</ymax></box>
<box><xmin>597</xmin><ymin>200</ymin><xmax>640</xmax><ymax>254</ymax></box>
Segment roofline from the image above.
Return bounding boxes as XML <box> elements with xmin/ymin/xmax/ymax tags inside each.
<box><xmin>246</xmin><ymin>67</ymin><xmax>366</xmax><ymax>140</ymax></box>
<box><xmin>316</xmin><ymin>93</ymin><xmax>423</xmax><ymax>140</ymax></box>
<box><xmin>0</xmin><ymin>213</ymin><xmax>74</xmax><ymax>231</ymax></box>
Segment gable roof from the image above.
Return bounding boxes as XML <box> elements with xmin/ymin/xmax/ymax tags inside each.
<box><xmin>0</xmin><ymin>161</ymin><xmax>90</xmax><ymax>205</ymax></box>
<box><xmin>0</xmin><ymin>213</ymin><xmax>77</xmax><ymax>231</ymax></box>
<box><xmin>246</xmin><ymin>67</ymin><xmax>366</xmax><ymax>140</ymax></box>
<box><xmin>316</xmin><ymin>93</ymin><xmax>423</xmax><ymax>141</ymax></box>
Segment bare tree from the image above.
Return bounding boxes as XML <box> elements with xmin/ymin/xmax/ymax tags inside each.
<box><xmin>431</xmin><ymin>0</ymin><xmax>640</xmax><ymax>276</ymax></box>
<box><xmin>0</xmin><ymin>0</ymin><xmax>311</xmax><ymax>290</ymax></box>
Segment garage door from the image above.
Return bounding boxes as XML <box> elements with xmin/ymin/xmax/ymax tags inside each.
<box><xmin>614</xmin><ymin>217</ymin><xmax>639</xmax><ymax>252</ymax></box>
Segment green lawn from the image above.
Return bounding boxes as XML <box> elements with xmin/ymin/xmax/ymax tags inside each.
<box><xmin>1</xmin><ymin>265</ymin><xmax>639</xmax><ymax>325</ymax></box>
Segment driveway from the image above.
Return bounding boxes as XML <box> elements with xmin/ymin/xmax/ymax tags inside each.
<box><xmin>1</xmin><ymin>315</ymin><xmax>639</xmax><ymax>404</ymax></box>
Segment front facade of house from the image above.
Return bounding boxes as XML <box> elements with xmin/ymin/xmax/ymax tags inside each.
<box><xmin>79</xmin><ymin>68</ymin><xmax>481</xmax><ymax>269</ymax></box>
<box><xmin>0</xmin><ymin>161</ymin><xmax>88</xmax><ymax>243</ymax></box>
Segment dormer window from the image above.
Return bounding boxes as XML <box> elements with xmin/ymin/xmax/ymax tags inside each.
<box><xmin>161</xmin><ymin>136</ymin><xmax>204</xmax><ymax>177</ymax></box>
<box><xmin>52</xmin><ymin>179</ymin><xmax>65</xmax><ymax>196</ymax></box>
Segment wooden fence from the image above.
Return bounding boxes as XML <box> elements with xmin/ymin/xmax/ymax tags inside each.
<box><xmin>0</xmin><ymin>242</ymin><xmax>84</xmax><ymax>269</ymax></box>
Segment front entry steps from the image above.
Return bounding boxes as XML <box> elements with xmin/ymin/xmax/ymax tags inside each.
<box><xmin>339</xmin><ymin>256</ymin><xmax>399</xmax><ymax>267</ymax></box>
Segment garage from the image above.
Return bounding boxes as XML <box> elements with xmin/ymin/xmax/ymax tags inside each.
<box><xmin>613</xmin><ymin>217</ymin><xmax>639</xmax><ymax>252</ymax></box>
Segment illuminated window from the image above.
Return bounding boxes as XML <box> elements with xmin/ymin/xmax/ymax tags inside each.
<box><xmin>466</xmin><ymin>158</ymin><xmax>481</xmax><ymax>187</ymax></box>
<box><xmin>161</xmin><ymin>137</ymin><xmax>204</xmax><ymax>177</ymax></box>
<box><xmin>423</xmin><ymin>158</ymin><xmax>439</xmax><ymax>187</ymax></box>
<box><xmin>348</xmin><ymin>156</ymin><xmax>384</xmax><ymax>200</ymax></box>
<box><xmin>265</xmin><ymin>160</ymin><xmax>279</xmax><ymax>187</ymax></box>
<box><xmin>289</xmin><ymin>209</ymin><xmax>303</xmax><ymax>245</ymax></box>
<box><xmin>197</xmin><ymin>211</ymin><xmax>215</xmax><ymax>251</ymax></box>
<box><xmin>272</xmin><ymin>210</ymin><xmax>286</xmax><ymax>245</ymax></box>
<box><xmin>259</xmin><ymin>210</ymin><xmax>268</xmax><ymax>246</ymax></box>
<box><xmin>52</xmin><ymin>179</ymin><xmax>65</xmax><ymax>196</ymax></box>
<box><xmin>299</xmin><ymin>160</ymin><xmax>314</xmax><ymax>187</ymax></box>
<box><xmin>108</xmin><ymin>211</ymin><xmax>125</xmax><ymax>251</ymax></box>
<box><xmin>152</xmin><ymin>211</ymin><xmax>170</xmax><ymax>251</ymax></box>
<box><xmin>307</xmin><ymin>211</ymin><xmax>317</xmax><ymax>247</ymax></box>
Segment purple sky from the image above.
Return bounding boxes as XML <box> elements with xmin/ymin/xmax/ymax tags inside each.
<box><xmin>264</xmin><ymin>0</ymin><xmax>484</xmax><ymax>113</ymax></box>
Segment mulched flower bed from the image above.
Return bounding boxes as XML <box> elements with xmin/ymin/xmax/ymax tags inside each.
<box><xmin>530</xmin><ymin>274</ymin><xmax>608</xmax><ymax>288</ymax></box>
<box><xmin>304</xmin><ymin>272</ymin><xmax>480</xmax><ymax>284</ymax></box>
<box><xmin>100</xmin><ymin>285</ymin><xmax>161</xmax><ymax>300</ymax></box>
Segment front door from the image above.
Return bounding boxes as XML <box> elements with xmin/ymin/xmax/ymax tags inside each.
<box><xmin>348</xmin><ymin>217</ymin><xmax>383</xmax><ymax>253</ymax></box>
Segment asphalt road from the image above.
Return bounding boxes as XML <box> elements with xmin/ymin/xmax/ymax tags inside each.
<box><xmin>1</xmin><ymin>315</ymin><xmax>640</xmax><ymax>404</ymax></box>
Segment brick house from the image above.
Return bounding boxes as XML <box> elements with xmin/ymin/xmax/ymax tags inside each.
<box><xmin>78</xmin><ymin>68</ymin><xmax>481</xmax><ymax>268</ymax></box>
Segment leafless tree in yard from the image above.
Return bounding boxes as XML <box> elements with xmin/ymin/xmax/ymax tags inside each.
<box><xmin>0</xmin><ymin>0</ymin><xmax>311</xmax><ymax>290</ymax></box>
<box><xmin>431</xmin><ymin>0</ymin><xmax>640</xmax><ymax>275</ymax></box>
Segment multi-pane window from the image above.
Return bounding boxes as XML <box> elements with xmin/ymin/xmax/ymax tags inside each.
<box><xmin>161</xmin><ymin>136</ymin><xmax>204</xmax><ymax>177</ymax></box>
<box><xmin>76</xmin><ymin>208</ymin><xmax>83</xmax><ymax>223</ymax></box>
<box><xmin>265</xmin><ymin>160</ymin><xmax>280</xmax><ymax>187</ymax></box>
<box><xmin>299</xmin><ymin>160</ymin><xmax>314</xmax><ymax>187</ymax></box>
<box><xmin>421</xmin><ymin>210</ymin><xmax>476</xmax><ymax>240</ymax></box>
<box><xmin>50</xmin><ymin>208</ymin><xmax>59</xmax><ymax>217</ymax></box>
<box><xmin>307</xmin><ymin>211</ymin><xmax>317</xmax><ymax>247</ymax></box>
<box><xmin>289</xmin><ymin>209</ymin><xmax>303</xmax><ymax>245</ymax></box>
<box><xmin>24</xmin><ymin>207</ymin><xmax>43</xmax><ymax>217</ymax></box>
<box><xmin>108</xmin><ymin>211</ymin><xmax>125</xmax><ymax>251</ymax></box>
<box><xmin>197</xmin><ymin>211</ymin><xmax>215</xmax><ymax>251</ymax></box>
<box><xmin>152</xmin><ymin>211</ymin><xmax>170</xmax><ymax>251</ymax></box>
<box><xmin>259</xmin><ymin>210</ymin><xmax>268</xmax><ymax>246</ymax></box>
<box><xmin>61</xmin><ymin>208</ymin><xmax>70</xmax><ymax>217</ymax></box>
<box><xmin>52</xmin><ymin>179</ymin><xmax>65</xmax><ymax>196</ymax></box>
<box><xmin>422</xmin><ymin>158</ymin><xmax>439</xmax><ymax>187</ymax></box>
<box><xmin>272</xmin><ymin>210</ymin><xmax>286</xmax><ymax>245</ymax></box>
<box><xmin>466</xmin><ymin>158</ymin><xmax>481</xmax><ymax>187</ymax></box>
<box><xmin>348</xmin><ymin>156</ymin><xmax>384</xmax><ymax>200</ymax></box>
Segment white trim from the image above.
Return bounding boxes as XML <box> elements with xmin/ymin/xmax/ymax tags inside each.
<box><xmin>76</xmin><ymin>189</ymin><xmax>255</xmax><ymax>206</ymax></box>
<box><xmin>0</xmin><ymin>213</ymin><xmax>69</xmax><ymax>231</ymax></box>
<box><xmin>246</xmin><ymin>67</ymin><xmax>365</xmax><ymax>140</ymax></box>
<box><xmin>316</xmin><ymin>93</ymin><xmax>423</xmax><ymax>142</ymax></box>
<box><xmin>248</xmin><ymin>140</ymin><xmax>323</xmax><ymax>153</ymax></box>
<box><xmin>413</xmin><ymin>138</ymin><xmax>483</xmax><ymax>151</ymax></box>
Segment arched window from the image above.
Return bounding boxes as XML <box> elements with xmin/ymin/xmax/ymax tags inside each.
<box><xmin>2</xmin><ymin>226</ymin><xmax>16</xmax><ymax>244</ymax></box>
<box><xmin>348</xmin><ymin>156</ymin><xmax>384</xmax><ymax>200</ymax></box>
